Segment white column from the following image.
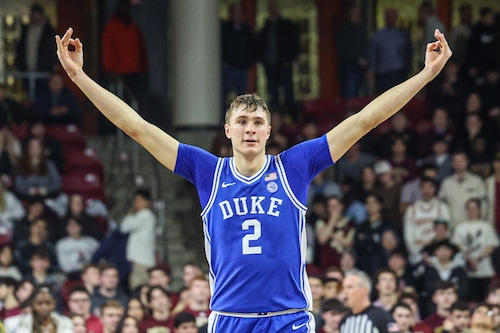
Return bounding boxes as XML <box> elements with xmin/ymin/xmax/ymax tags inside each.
<box><xmin>171</xmin><ymin>0</ymin><xmax>221</xmax><ymax>129</ymax></box>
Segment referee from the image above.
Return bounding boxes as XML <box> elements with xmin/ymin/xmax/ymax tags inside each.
<box><xmin>340</xmin><ymin>270</ymin><xmax>399</xmax><ymax>333</ymax></box>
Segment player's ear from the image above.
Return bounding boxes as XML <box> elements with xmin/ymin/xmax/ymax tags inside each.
<box><xmin>266</xmin><ymin>125</ymin><xmax>271</xmax><ymax>140</ymax></box>
<box><xmin>224</xmin><ymin>123</ymin><xmax>231</xmax><ymax>139</ymax></box>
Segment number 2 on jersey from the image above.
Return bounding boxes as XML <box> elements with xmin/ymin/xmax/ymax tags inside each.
<box><xmin>242</xmin><ymin>219</ymin><xmax>262</xmax><ymax>255</ymax></box>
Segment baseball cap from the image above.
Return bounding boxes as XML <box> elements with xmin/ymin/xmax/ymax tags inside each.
<box><xmin>374</xmin><ymin>160</ymin><xmax>392</xmax><ymax>175</ymax></box>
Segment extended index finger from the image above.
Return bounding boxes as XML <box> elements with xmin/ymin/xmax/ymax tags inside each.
<box><xmin>434</xmin><ymin>29</ymin><xmax>449</xmax><ymax>48</ymax></box>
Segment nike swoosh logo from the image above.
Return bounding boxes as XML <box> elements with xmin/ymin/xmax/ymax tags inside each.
<box><xmin>292</xmin><ymin>323</ymin><xmax>306</xmax><ymax>330</ymax></box>
<box><xmin>221</xmin><ymin>182</ymin><xmax>236</xmax><ymax>188</ymax></box>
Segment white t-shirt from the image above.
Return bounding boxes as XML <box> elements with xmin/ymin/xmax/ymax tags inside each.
<box><xmin>451</xmin><ymin>220</ymin><xmax>499</xmax><ymax>278</ymax></box>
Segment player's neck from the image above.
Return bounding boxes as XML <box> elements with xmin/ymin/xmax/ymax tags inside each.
<box><xmin>233</xmin><ymin>153</ymin><xmax>267</xmax><ymax>177</ymax></box>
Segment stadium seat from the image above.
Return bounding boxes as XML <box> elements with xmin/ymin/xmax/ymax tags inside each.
<box><xmin>62</xmin><ymin>172</ymin><xmax>106</xmax><ymax>203</ymax></box>
<box><xmin>64</xmin><ymin>148</ymin><xmax>104</xmax><ymax>181</ymax></box>
<box><xmin>45</xmin><ymin>124</ymin><xmax>86</xmax><ymax>151</ymax></box>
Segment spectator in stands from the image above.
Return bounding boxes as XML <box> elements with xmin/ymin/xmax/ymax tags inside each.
<box><xmin>26</xmin><ymin>248</ymin><xmax>60</xmax><ymax>289</ymax></box>
<box><xmin>147</xmin><ymin>266</ymin><xmax>171</xmax><ymax>291</ymax></box>
<box><xmin>404</xmin><ymin>177</ymin><xmax>451</xmax><ymax>265</ymax></box>
<box><xmin>256</xmin><ymin>0</ymin><xmax>300</xmax><ymax>117</ymax></box>
<box><xmin>221</xmin><ymin>2</ymin><xmax>256</xmax><ymax>115</ymax></box>
<box><xmin>418</xmin><ymin>1</ymin><xmax>446</xmax><ymax>55</ymax></box>
<box><xmin>373</xmin><ymin>269</ymin><xmax>399</xmax><ymax>312</ymax></box>
<box><xmin>177</xmin><ymin>276</ymin><xmax>211</xmax><ymax>328</ymax></box>
<box><xmin>318</xmin><ymin>298</ymin><xmax>349</xmax><ymax>333</ymax></box>
<box><xmin>0</xmin><ymin>84</ymin><xmax>27</xmax><ymax>131</ymax></box>
<box><xmin>455</xmin><ymin>113</ymin><xmax>494</xmax><ymax>178</ymax></box>
<box><xmin>91</xmin><ymin>263</ymin><xmax>129</xmax><ymax>316</ymax></box>
<box><xmin>23</xmin><ymin>120</ymin><xmax>65</xmax><ymax>172</ymax></box>
<box><xmin>438</xmin><ymin>301</ymin><xmax>471</xmax><ymax>333</ymax></box>
<box><xmin>34</xmin><ymin>71</ymin><xmax>82</xmax><ymax>126</ymax></box>
<box><xmin>100</xmin><ymin>300</ymin><xmax>125</xmax><ymax>333</ymax></box>
<box><xmin>126</xmin><ymin>297</ymin><xmax>146</xmax><ymax>323</ymax></box>
<box><xmin>388</xmin><ymin>136</ymin><xmax>419</xmax><ymax>184</ymax></box>
<box><xmin>427</xmin><ymin>61</ymin><xmax>470</xmax><ymax>120</ymax></box>
<box><xmin>467</xmin><ymin>303</ymin><xmax>496</xmax><ymax>333</ymax></box>
<box><xmin>316</xmin><ymin>196</ymin><xmax>355</xmax><ymax>272</ymax></box>
<box><xmin>423</xmin><ymin>281</ymin><xmax>458</xmax><ymax>329</ymax></box>
<box><xmin>15</xmin><ymin>137</ymin><xmax>61</xmax><ymax>200</ymax></box>
<box><xmin>353</xmin><ymin>193</ymin><xmax>391</xmax><ymax>277</ymax></box>
<box><xmin>0</xmin><ymin>245</ymin><xmax>22</xmax><ymax>280</ymax></box>
<box><xmin>368</xmin><ymin>8</ymin><xmax>412</xmax><ymax>96</ymax></box>
<box><xmin>139</xmin><ymin>286</ymin><xmax>174</xmax><ymax>332</ymax></box>
<box><xmin>173</xmin><ymin>312</ymin><xmax>197</xmax><ymax>333</ymax></box>
<box><xmin>377</xmin><ymin>112</ymin><xmax>419</xmax><ymax>159</ymax></box>
<box><xmin>387</xmin><ymin>251</ymin><xmax>415</xmax><ymax>292</ymax></box>
<box><xmin>336</xmin><ymin>142</ymin><xmax>375</xmax><ymax>185</ymax></box>
<box><xmin>56</xmin><ymin>217</ymin><xmax>99</xmax><ymax>275</ymax></box>
<box><xmin>336</xmin><ymin>4</ymin><xmax>368</xmax><ymax>99</ymax></box>
<box><xmin>486</xmin><ymin>152</ymin><xmax>500</xmax><ymax>232</ymax></box>
<box><xmin>12</xmin><ymin>285</ymin><xmax>73</xmax><ymax>333</ymax></box>
<box><xmin>323</xmin><ymin>277</ymin><xmax>341</xmax><ymax>301</ymax></box>
<box><xmin>491</xmin><ymin>304</ymin><xmax>500</xmax><ymax>333</ymax></box>
<box><xmin>400</xmin><ymin>163</ymin><xmax>438</xmax><ymax>213</ymax></box>
<box><xmin>452</xmin><ymin>198</ymin><xmax>499</xmax><ymax>302</ymax></box>
<box><xmin>307</xmin><ymin>275</ymin><xmax>324</xmax><ymax>327</ymax></box>
<box><xmin>181</xmin><ymin>263</ymin><xmax>203</xmax><ymax>290</ymax></box>
<box><xmin>101</xmin><ymin>0</ymin><xmax>149</xmax><ymax>105</ymax></box>
<box><xmin>373</xmin><ymin>160</ymin><xmax>403</xmax><ymax>231</ymax></box>
<box><xmin>465</xmin><ymin>7</ymin><xmax>500</xmax><ymax>86</ymax></box>
<box><xmin>339</xmin><ymin>249</ymin><xmax>357</xmax><ymax>277</ymax></box>
<box><xmin>343</xmin><ymin>165</ymin><xmax>375</xmax><ymax>223</ymax></box>
<box><xmin>307</xmin><ymin>170</ymin><xmax>343</xmax><ymax>208</ymax></box>
<box><xmin>14</xmin><ymin>4</ymin><xmax>58</xmax><ymax>77</ymax></box>
<box><xmin>68</xmin><ymin>286</ymin><xmax>102</xmax><ymax>333</ymax></box>
<box><xmin>0</xmin><ymin>180</ymin><xmax>25</xmax><ymax>246</ymax></box>
<box><xmin>419</xmin><ymin>139</ymin><xmax>453</xmax><ymax>183</ymax></box>
<box><xmin>417</xmin><ymin>108</ymin><xmax>456</xmax><ymax>159</ymax></box>
<box><xmin>14</xmin><ymin>218</ymin><xmax>58</xmax><ymax>274</ymax></box>
<box><xmin>0</xmin><ymin>127</ymin><xmax>21</xmax><ymax>185</ymax></box>
<box><xmin>398</xmin><ymin>291</ymin><xmax>428</xmax><ymax>330</ymax></box>
<box><xmin>478</xmin><ymin>69</ymin><xmax>500</xmax><ymax>135</ymax></box>
<box><xmin>449</xmin><ymin>5</ymin><xmax>473</xmax><ymax>70</ymax></box>
<box><xmin>421</xmin><ymin>218</ymin><xmax>452</xmax><ymax>263</ymax></box>
<box><xmin>71</xmin><ymin>314</ymin><xmax>87</xmax><ymax>333</ymax></box>
<box><xmin>13</xmin><ymin>197</ymin><xmax>58</xmax><ymax>244</ymax></box>
<box><xmin>81</xmin><ymin>263</ymin><xmax>100</xmax><ymax>296</ymax></box>
<box><xmin>390</xmin><ymin>302</ymin><xmax>414</xmax><ymax>333</ymax></box>
<box><xmin>439</xmin><ymin>151</ymin><xmax>486</xmax><ymax>227</ymax></box>
<box><xmin>422</xmin><ymin>240</ymin><xmax>468</xmax><ymax>303</ymax></box>
<box><xmin>61</xmin><ymin>193</ymin><xmax>102</xmax><ymax>241</ymax></box>
<box><xmin>120</xmin><ymin>189</ymin><xmax>156</xmax><ymax>291</ymax></box>
<box><xmin>116</xmin><ymin>316</ymin><xmax>139</xmax><ymax>333</ymax></box>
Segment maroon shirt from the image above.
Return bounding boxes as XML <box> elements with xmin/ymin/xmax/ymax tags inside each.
<box><xmin>139</xmin><ymin>315</ymin><xmax>174</xmax><ymax>333</ymax></box>
<box><xmin>423</xmin><ymin>313</ymin><xmax>446</xmax><ymax>330</ymax></box>
<box><xmin>87</xmin><ymin>314</ymin><xmax>103</xmax><ymax>333</ymax></box>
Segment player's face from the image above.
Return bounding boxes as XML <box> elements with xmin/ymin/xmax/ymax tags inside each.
<box><xmin>392</xmin><ymin>307</ymin><xmax>413</xmax><ymax>332</ymax></box>
<box><xmin>224</xmin><ymin>106</ymin><xmax>271</xmax><ymax>159</ymax></box>
<box><xmin>450</xmin><ymin>310</ymin><xmax>470</xmax><ymax>331</ymax></box>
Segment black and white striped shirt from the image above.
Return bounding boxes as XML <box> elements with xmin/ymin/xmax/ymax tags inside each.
<box><xmin>340</xmin><ymin>305</ymin><xmax>398</xmax><ymax>333</ymax></box>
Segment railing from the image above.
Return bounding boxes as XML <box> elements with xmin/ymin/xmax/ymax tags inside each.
<box><xmin>3</xmin><ymin>71</ymin><xmax>51</xmax><ymax>101</ymax></box>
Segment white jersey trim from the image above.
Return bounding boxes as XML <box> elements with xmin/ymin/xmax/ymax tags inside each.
<box><xmin>229</xmin><ymin>155</ymin><xmax>271</xmax><ymax>184</ymax></box>
<box><xmin>201</xmin><ymin>158</ymin><xmax>225</xmax><ymax>218</ymax></box>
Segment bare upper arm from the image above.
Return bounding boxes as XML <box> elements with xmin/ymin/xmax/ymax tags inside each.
<box><xmin>326</xmin><ymin>112</ymin><xmax>375</xmax><ymax>162</ymax></box>
<box><xmin>130</xmin><ymin>120</ymin><xmax>180</xmax><ymax>171</ymax></box>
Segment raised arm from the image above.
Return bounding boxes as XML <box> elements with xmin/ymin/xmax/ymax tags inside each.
<box><xmin>327</xmin><ymin>29</ymin><xmax>451</xmax><ymax>162</ymax></box>
<box><xmin>55</xmin><ymin>28</ymin><xmax>179</xmax><ymax>171</ymax></box>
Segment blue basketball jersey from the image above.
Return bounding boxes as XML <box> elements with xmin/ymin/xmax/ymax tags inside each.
<box><xmin>174</xmin><ymin>135</ymin><xmax>333</xmax><ymax>313</ymax></box>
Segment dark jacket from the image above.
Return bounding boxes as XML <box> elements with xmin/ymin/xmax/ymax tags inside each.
<box><xmin>257</xmin><ymin>17</ymin><xmax>300</xmax><ymax>64</ymax></box>
<box><xmin>15</xmin><ymin>22</ymin><xmax>58</xmax><ymax>72</ymax></box>
<box><xmin>222</xmin><ymin>20</ymin><xmax>256</xmax><ymax>69</ymax></box>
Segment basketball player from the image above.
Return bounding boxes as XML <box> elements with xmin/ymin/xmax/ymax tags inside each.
<box><xmin>55</xmin><ymin>27</ymin><xmax>451</xmax><ymax>332</ymax></box>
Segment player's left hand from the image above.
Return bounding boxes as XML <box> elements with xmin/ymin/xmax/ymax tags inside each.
<box><xmin>424</xmin><ymin>29</ymin><xmax>452</xmax><ymax>79</ymax></box>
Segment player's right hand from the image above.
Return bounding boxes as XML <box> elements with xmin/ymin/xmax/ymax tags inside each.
<box><xmin>55</xmin><ymin>27</ymin><xmax>84</xmax><ymax>79</ymax></box>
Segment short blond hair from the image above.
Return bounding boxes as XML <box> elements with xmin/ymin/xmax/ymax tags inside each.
<box><xmin>225</xmin><ymin>93</ymin><xmax>271</xmax><ymax>125</ymax></box>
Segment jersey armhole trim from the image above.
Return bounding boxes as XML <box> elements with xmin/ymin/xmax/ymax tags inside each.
<box><xmin>201</xmin><ymin>158</ymin><xmax>224</xmax><ymax>218</ymax></box>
